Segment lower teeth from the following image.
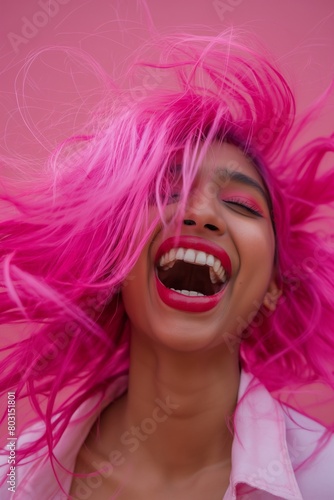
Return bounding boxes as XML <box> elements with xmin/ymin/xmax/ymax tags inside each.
<box><xmin>170</xmin><ymin>288</ymin><xmax>205</xmax><ymax>297</ymax></box>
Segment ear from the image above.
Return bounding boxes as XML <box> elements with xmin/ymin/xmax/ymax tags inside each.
<box><xmin>263</xmin><ymin>276</ymin><xmax>282</xmax><ymax>312</ymax></box>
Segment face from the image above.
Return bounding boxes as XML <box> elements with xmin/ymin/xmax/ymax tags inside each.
<box><xmin>121</xmin><ymin>142</ymin><xmax>280</xmax><ymax>353</ymax></box>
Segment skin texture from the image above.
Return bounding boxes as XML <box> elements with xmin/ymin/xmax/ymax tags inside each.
<box><xmin>70</xmin><ymin>142</ymin><xmax>281</xmax><ymax>499</ymax></box>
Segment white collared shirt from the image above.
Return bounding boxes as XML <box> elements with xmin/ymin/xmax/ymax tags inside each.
<box><xmin>1</xmin><ymin>371</ymin><xmax>333</xmax><ymax>499</ymax></box>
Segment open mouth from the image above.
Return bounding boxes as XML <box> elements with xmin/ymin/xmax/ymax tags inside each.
<box><xmin>156</xmin><ymin>247</ymin><xmax>228</xmax><ymax>297</ymax></box>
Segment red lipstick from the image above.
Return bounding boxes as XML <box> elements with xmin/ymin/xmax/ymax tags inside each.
<box><xmin>154</xmin><ymin>236</ymin><xmax>231</xmax><ymax>313</ymax></box>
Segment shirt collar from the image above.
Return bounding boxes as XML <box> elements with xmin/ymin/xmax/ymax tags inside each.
<box><xmin>227</xmin><ymin>370</ymin><xmax>303</xmax><ymax>499</ymax></box>
<box><xmin>15</xmin><ymin>371</ymin><xmax>304</xmax><ymax>499</ymax></box>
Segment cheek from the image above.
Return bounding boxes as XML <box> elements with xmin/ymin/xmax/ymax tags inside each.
<box><xmin>253</xmin><ymin>231</ymin><xmax>275</xmax><ymax>262</ymax></box>
<box><xmin>243</xmin><ymin>221</ymin><xmax>275</xmax><ymax>253</ymax></box>
<box><xmin>120</xmin><ymin>249</ymin><xmax>153</xmax><ymax>332</ymax></box>
<box><xmin>234</xmin><ymin>224</ymin><xmax>276</xmax><ymax>279</ymax></box>
<box><xmin>121</xmin><ymin>278</ymin><xmax>146</xmax><ymax>334</ymax></box>
<box><xmin>121</xmin><ymin>251</ymin><xmax>141</xmax><ymax>297</ymax></box>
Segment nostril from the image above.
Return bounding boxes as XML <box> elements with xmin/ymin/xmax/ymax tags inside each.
<box><xmin>204</xmin><ymin>223</ymin><xmax>219</xmax><ymax>231</ymax></box>
<box><xmin>183</xmin><ymin>219</ymin><xmax>196</xmax><ymax>226</ymax></box>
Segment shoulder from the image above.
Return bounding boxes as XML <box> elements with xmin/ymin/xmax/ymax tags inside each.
<box><xmin>0</xmin><ymin>423</ymin><xmax>47</xmax><ymax>500</ymax></box>
<box><xmin>283</xmin><ymin>404</ymin><xmax>334</xmax><ymax>498</ymax></box>
<box><xmin>1</xmin><ymin>376</ymin><xmax>128</xmax><ymax>499</ymax></box>
<box><xmin>238</xmin><ymin>371</ymin><xmax>334</xmax><ymax>498</ymax></box>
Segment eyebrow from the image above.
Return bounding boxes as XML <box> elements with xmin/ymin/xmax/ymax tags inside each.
<box><xmin>216</xmin><ymin>168</ymin><xmax>271</xmax><ymax>207</ymax></box>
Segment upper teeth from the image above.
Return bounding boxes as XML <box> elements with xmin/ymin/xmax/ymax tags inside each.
<box><xmin>158</xmin><ymin>248</ymin><xmax>227</xmax><ymax>284</ymax></box>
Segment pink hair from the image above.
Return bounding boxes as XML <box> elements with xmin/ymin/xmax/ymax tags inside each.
<box><xmin>1</xmin><ymin>31</ymin><xmax>334</xmax><ymax>488</ymax></box>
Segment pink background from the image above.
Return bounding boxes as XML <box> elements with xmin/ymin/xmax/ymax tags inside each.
<box><xmin>1</xmin><ymin>0</ymin><xmax>333</xmax><ymax>162</ymax></box>
<box><xmin>0</xmin><ymin>1</ymin><xmax>333</xmax><ymax>431</ymax></box>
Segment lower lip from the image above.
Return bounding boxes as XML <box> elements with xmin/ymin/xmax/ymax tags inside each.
<box><xmin>155</xmin><ymin>274</ymin><xmax>226</xmax><ymax>313</ymax></box>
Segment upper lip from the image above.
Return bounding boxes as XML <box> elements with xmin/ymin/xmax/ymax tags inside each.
<box><xmin>155</xmin><ymin>236</ymin><xmax>232</xmax><ymax>278</ymax></box>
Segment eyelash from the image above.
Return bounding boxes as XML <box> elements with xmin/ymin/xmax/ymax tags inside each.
<box><xmin>223</xmin><ymin>197</ymin><xmax>263</xmax><ymax>217</ymax></box>
<box><xmin>166</xmin><ymin>178</ymin><xmax>183</xmax><ymax>204</ymax></box>
<box><xmin>168</xmin><ymin>192</ymin><xmax>181</xmax><ymax>203</ymax></box>
<box><xmin>158</xmin><ymin>177</ymin><xmax>264</xmax><ymax>217</ymax></box>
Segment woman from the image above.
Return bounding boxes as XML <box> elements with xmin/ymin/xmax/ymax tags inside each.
<box><xmin>0</xmin><ymin>32</ymin><xmax>334</xmax><ymax>499</ymax></box>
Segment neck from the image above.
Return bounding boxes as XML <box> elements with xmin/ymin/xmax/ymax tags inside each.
<box><xmin>116</xmin><ymin>330</ymin><xmax>240</xmax><ymax>479</ymax></box>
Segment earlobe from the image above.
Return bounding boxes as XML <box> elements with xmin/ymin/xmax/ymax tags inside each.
<box><xmin>263</xmin><ymin>281</ymin><xmax>282</xmax><ymax>311</ymax></box>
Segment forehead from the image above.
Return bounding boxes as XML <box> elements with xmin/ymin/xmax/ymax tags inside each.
<box><xmin>195</xmin><ymin>141</ymin><xmax>265</xmax><ymax>186</ymax></box>
<box><xmin>172</xmin><ymin>141</ymin><xmax>273</xmax><ymax>214</ymax></box>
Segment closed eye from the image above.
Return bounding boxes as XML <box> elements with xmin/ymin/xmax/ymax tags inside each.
<box><xmin>223</xmin><ymin>198</ymin><xmax>264</xmax><ymax>217</ymax></box>
<box><xmin>166</xmin><ymin>170</ymin><xmax>183</xmax><ymax>204</ymax></box>
<box><xmin>152</xmin><ymin>169</ymin><xmax>183</xmax><ymax>205</ymax></box>
<box><xmin>168</xmin><ymin>192</ymin><xmax>182</xmax><ymax>204</ymax></box>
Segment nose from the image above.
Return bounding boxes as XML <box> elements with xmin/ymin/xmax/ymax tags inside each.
<box><xmin>183</xmin><ymin>219</ymin><xmax>220</xmax><ymax>231</ymax></box>
<box><xmin>182</xmin><ymin>186</ymin><xmax>226</xmax><ymax>235</ymax></box>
